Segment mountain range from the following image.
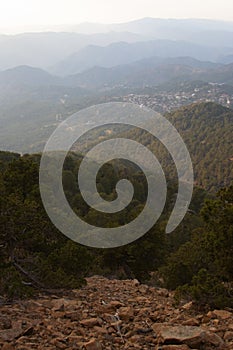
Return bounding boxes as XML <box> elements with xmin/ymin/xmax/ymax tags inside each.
<box><xmin>59</xmin><ymin>17</ymin><xmax>233</xmax><ymax>38</ymax></box>
<box><xmin>52</xmin><ymin>39</ymin><xmax>228</xmax><ymax>76</ymax></box>
<box><xmin>0</xmin><ymin>31</ymin><xmax>145</xmax><ymax>71</ymax></box>
<box><xmin>1</xmin><ymin>18</ymin><xmax>233</xmax><ymax>73</ymax></box>
<box><xmin>63</xmin><ymin>57</ymin><xmax>229</xmax><ymax>88</ymax></box>
<box><xmin>1</xmin><ymin>57</ymin><xmax>233</xmax><ymax>91</ymax></box>
<box><xmin>0</xmin><ymin>17</ymin><xmax>233</xmax><ymax>157</ymax></box>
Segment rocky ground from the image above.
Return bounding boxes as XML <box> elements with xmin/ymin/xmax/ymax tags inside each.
<box><xmin>0</xmin><ymin>276</ymin><xmax>233</xmax><ymax>349</ymax></box>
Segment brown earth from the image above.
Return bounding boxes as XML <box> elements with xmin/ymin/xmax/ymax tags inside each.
<box><xmin>0</xmin><ymin>276</ymin><xmax>233</xmax><ymax>349</ymax></box>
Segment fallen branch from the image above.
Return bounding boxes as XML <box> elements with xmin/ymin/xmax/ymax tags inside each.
<box><xmin>12</xmin><ymin>259</ymin><xmax>64</xmax><ymax>295</ymax></box>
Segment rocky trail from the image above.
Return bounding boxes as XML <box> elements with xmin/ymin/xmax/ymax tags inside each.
<box><xmin>0</xmin><ymin>276</ymin><xmax>233</xmax><ymax>349</ymax></box>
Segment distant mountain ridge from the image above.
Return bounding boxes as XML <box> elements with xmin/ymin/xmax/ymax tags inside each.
<box><xmin>69</xmin><ymin>17</ymin><xmax>233</xmax><ymax>51</ymax></box>
<box><xmin>63</xmin><ymin>56</ymin><xmax>223</xmax><ymax>88</ymax></box>
<box><xmin>73</xmin><ymin>17</ymin><xmax>233</xmax><ymax>36</ymax></box>
<box><xmin>52</xmin><ymin>39</ymin><xmax>230</xmax><ymax>76</ymax></box>
<box><xmin>0</xmin><ymin>18</ymin><xmax>233</xmax><ymax>72</ymax></box>
<box><xmin>0</xmin><ymin>58</ymin><xmax>233</xmax><ymax>91</ymax></box>
<box><xmin>0</xmin><ymin>31</ymin><xmax>145</xmax><ymax>71</ymax></box>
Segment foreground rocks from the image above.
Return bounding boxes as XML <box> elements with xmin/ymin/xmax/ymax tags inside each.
<box><xmin>0</xmin><ymin>276</ymin><xmax>233</xmax><ymax>349</ymax></box>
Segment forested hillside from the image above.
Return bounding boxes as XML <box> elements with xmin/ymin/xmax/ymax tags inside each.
<box><xmin>73</xmin><ymin>102</ymin><xmax>233</xmax><ymax>192</ymax></box>
<box><xmin>116</xmin><ymin>102</ymin><xmax>233</xmax><ymax>191</ymax></box>
<box><xmin>0</xmin><ymin>150</ymin><xmax>232</xmax><ymax>308</ymax></box>
<box><xmin>167</xmin><ymin>102</ymin><xmax>233</xmax><ymax>190</ymax></box>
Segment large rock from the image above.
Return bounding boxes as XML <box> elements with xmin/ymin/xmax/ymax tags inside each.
<box><xmin>0</xmin><ymin>325</ymin><xmax>33</xmax><ymax>342</ymax></box>
<box><xmin>181</xmin><ymin>301</ymin><xmax>193</xmax><ymax>310</ymax></box>
<box><xmin>80</xmin><ymin>318</ymin><xmax>101</xmax><ymax>328</ymax></box>
<box><xmin>1</xmin><ymin>344</ymin><xmax>15</xmax><ymax>350</ymax></box>
<box><xmin>0</xmin><ymin>328</ymin><xmax>23</xmax><ymax>342</ymax></box>
<box><xmin>213</xmin><ymin>310</ymin><xmax>232</xmax><ymax>320</ymax></box>
<box><xmin>182</xmin><ymin>318</ymin><xmax>199</xmax><ymax>326</ymax></box>
<box><xmin>84</xmin><ymin>338</ymin><xmax>102</xmax><ymax>350</ymax></box>
<box><xmin>152</xmin><ymin>324</ymin><xmax>224</xmax><ymax>348</ymax></box>
<box><xmin>203</xmin><ymin>331</ymin><xmax>224</xmax><ymax>347</ymax></box>
<box><xmin>224</xmin><ymin>331</ymin><xmax>233</xmax><ymax>341</ymax></box>
<box><xmin>118</xmin><ymin>306</ymin><xmax>134</xmax><ymax>321</ymax></box>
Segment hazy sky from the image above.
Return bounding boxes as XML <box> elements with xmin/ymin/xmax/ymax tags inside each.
<box><xmin>1</xmin><ymin>0</ymin><xmax>233</xmax><ymax>34</ymax></box>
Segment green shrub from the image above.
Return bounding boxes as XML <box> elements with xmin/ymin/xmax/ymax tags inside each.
<box><xmin>0</xmin><ymin>266</ymin><xmax>34</xmax><ymax>299</ymax></box>
<box><xmin>175</xmin><ymin>269</ymin><xmax>233</xmax><ymax>309</ymax></box>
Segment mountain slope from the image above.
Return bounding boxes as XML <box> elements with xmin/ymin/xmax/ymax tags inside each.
<box><xmin>64</xmin><ymin>56</ymin><xmax>222</xmax><ymax>88</ymax></box>
<box><xmin>67</xmin><ymin>101</ymin><xmax>233</xmax><ymax>192</ymax></box>
<box><xmin>167</xmin><ymin>102</ymin><xmax>233</xmax><ymax>190</ymax></box>
<box><xmin>120</xmin><ymin>102</ymin><xmax>233</xmax><ymax>191</ymax></box>
<box><xmin>0</xmin><ymin>65</ymin><xmax>61</xmax><ymax>87</ymax></box>
<box><xmin>0</xmin><ymin>31</ymin><xmax>144</xmax><ymax>71</ymax></box>
<box><xmin>53</xmin><ymin>39</ymin><xmax>229</xmax><ymax>75</ymax></box>
<box><xmin>199</xmin><ymin>63</ymin><xmax>233</xmax><ymax>85</ymax></box>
